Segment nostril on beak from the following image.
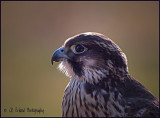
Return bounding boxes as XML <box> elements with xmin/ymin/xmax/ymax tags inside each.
<box><xmin>61</xmin><ymin>49</ymin><xmax>64</xmax><ymax>53</ymax></box>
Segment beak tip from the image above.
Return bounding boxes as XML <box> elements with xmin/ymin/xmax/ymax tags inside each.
<box><xmin>51</xmin><ymin>47</ymin><xmax>70</xmax><ymax>64</ymax></box>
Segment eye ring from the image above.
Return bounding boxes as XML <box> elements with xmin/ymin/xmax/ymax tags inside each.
<box><xmin>71</xmin><ymin>44</ymin><xmax>87</xmax><ymax>54</ymax></box>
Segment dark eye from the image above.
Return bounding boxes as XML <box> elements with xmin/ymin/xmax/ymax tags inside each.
<box><xmin>75</xmin><ymin>44</ymin><xmax>85</xmax><ymax>53</ymax></box>
<box><xmin>71</xmin><ymin>44</ymin><xmax>87</xmax><ymax>54</ymax></box>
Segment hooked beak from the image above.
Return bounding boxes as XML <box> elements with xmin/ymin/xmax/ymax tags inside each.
<box><xmin>51</xmin><ymin>47</ymin><xmax>71</xmax><ymax>65</ymax></box>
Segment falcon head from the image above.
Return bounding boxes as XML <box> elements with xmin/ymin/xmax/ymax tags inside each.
<box><xmin>51</xmin><ymin>32</ymin><xmax>128</xmax><ymax>83</ymax></box>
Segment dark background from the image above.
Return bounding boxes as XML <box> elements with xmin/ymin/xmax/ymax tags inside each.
<box><xmin>1</xmin><ymin>1</ymin><xmax>159</xmax><ymax>117</ymax></box>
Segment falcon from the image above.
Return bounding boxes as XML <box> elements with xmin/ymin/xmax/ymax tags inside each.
<box><xmin>51</xmin><ymin>32</ymin><xmax>159</xmax><ymax>117</ymax></box>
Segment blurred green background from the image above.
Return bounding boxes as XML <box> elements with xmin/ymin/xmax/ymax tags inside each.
<box><xmin>1</xmin><ymin>1</ymin><xmax>159</xmax><ymax>117</ymax></box>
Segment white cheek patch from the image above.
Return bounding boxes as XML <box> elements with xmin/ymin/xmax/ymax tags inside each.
<box><xmin>58</xmin><ymin>60</ymin><xmax>75</xmax><ymax>78</ymax></box>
